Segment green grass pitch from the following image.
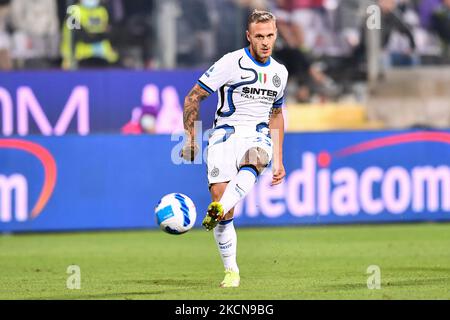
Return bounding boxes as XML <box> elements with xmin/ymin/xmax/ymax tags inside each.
<box><xmin>0</xmin><ymin>223</ymin><xmax>449</xmax><ymax>300</ymax></box>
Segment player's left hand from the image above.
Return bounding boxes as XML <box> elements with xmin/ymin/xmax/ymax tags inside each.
<box><xmin>271</xmin><ymin>161</ymin><xmax>286</xmax><ymax>186</ymax></box>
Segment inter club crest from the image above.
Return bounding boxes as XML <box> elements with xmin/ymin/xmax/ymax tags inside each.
<box><xmin>272</xmin><ymin>74</ymin><xmax>281</xmax><ymax>88</ymax></box>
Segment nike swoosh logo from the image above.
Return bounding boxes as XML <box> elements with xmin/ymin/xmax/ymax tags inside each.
<box><xmin>241</xmin><ymin>76</ymin><xmax>251</xmax><ymax>80</ymax></box>
<box><xmin>219</xmin><ymin>240</ymin><xmax>231</xmax><ymax>246</ymax></box>
<box><xmin>236</xmin><ymin>184</ymin><xmax>245</xmax><ymax>193</ymax></box>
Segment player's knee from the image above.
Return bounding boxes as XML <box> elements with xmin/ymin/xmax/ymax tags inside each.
<box><xmin>240</xmin><ymin>147</ymin><xmax>270</xmax><ymax>174</ymax></box>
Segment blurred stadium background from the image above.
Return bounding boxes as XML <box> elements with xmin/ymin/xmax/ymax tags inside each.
<box><xmin>0</xmin><ymin>0</ymin><xmax>449</xmax><ymax>300</ymax></box>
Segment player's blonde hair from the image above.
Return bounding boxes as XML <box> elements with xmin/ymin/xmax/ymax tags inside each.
<box><xmin>247</xmin><ymin>9</ymin><xmax>276</xmax><ymax>29</ymax></box>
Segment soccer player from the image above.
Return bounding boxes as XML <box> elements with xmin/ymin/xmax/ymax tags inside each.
<box><xmin>181</xmin><ymin>10</ymin><xmax>288</xmax><ymax>288</ymax></box>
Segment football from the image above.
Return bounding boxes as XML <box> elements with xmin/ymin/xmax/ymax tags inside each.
<box><xmin>155</xmin><ymin>193</ymin><xmax>197</xmax><ymax>235</ymax></box>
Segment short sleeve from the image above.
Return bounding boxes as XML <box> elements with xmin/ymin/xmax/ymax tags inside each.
<box><xmin>197</xmin><ymin>54</ymin><xmax>231</xmax><ymax>94</ymax></box>
<box><xmin>273</xmin><ymin>67</ymin><xmax>289</xmax><ymax>108</ymax></box>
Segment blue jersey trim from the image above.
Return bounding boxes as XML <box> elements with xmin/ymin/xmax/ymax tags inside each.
<box><xmin>220</xmin><ymin>57</ymin><xmax>258</xmax><ymax>118</ymax></box>
<box><xmin>273</xmin><ymin>96</ymin><xmax>284</xmax><ymax>108</ymax></box>
<box><xmin>272</xmin><ymin>98</ymin><xmax>284</xmax><ymax>108</ymax></box>
<box><xmin>273</xmin><ymin>96</ymin><xmax>284</xmax><ymax>106</ymax></box>
<box><xmin>197</xmin><ymin>80</ymin><xmax>214</xmax><ymax>94</ymax></box>
<box><xmin>256</xmin><ymin>122</ymin><xmax>270</xmax><ymax>137</ymax></box>
<box><xmin>212</xmin><ymin>124</ymin><xmax>235</xmax><ymax>145</ymax></box>
<box><xmin>214</xmin><ymin>85</ymin><xmax>226</xmax><ymax>126</ymax></box>
<box><xmin>245</xmin><ymin>47</ymin><xmax>271</xmax><ymax>67</ymax></box>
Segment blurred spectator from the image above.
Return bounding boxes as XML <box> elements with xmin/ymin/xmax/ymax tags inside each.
<box><xmin>380</xmin><ymin>0</ymin><xmax>417</xmax><ymax>66</ymax></box>
<box><xmin>0</xmin><ymin>0</ymin><xmax>12</xmax><ymax>70</ymax></box>
<box><xmin>317</xmin><ymin>0</ymin><xmax>368</xmax><ymax>98</ymax></box>
<box><xmin>431</xmin><ymin>0</ymin><xmax>450</xmax><ymax>52</ymax></box>
<box><xmin>320</xmin><ymin>0</ymin><xmax>362</xmax><ymax>57</ymax></box>
<box><xmin>176</xmin><ymin>0</ymin><xmax>216</xmax><ymax>68</ymax></box>
<box><xmin>274</xmin><ymin>0</ymin><xmax>340</xmax><ymax>102</ymax></box>
<box><xmin>275</xmin><ymin>0</ymin><xmax>325</xmax><ymax>54</ymax></box>
<box><xmin>236</xmin><ymin>0</ymin><xmax>269</xmax><ymax>46</ymax></box>
<box><xmin>107</xmin><ymin>0</ymin><xmax>156</xmax><ymax>69</ymax></box>
<box><xmin>122</xmin><ymin>84</ymin><xmax>184</xmax><ymax>135</ymax></box>
<box><xmin>418</xmin><ymin>0</ymin><xmax>441</xmax><ymax>28</ymax></box>
<box><xmin>61</xmin><ymin>0</ymin><xmax>119</xmax><ymax>69</ymax></box>
<box><xmin>399</xmin><ymin>0</ymin><xmax>442</xmax><ymax>65</ymax></box>
<box><xmin>0</xmin><ymin>0</ymin><xmax>449</xmax><ymax>75</ymax></box>
<box><xmin>209</xmin><ymin>0</ymin><xmax>245</xmax><ymax>59</ymax></box>
<box><xmin>122</xmin><ymin>104</ymin><xmax>159</xmax><ymax>134</ymax></box>
<box><xmin>9</xmin><ymin>0</ymin><xmax>60</xmax><ymax>69</ymax></box>
<box><xmin>353</xmin><ymin>0</ymin><xmax>417</xmax><ymax>68</ymax></box>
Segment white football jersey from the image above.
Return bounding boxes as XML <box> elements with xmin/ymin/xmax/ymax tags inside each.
<box><xmin>198</xmin><ymin>47</ymin><xmax>288</xmax><ymax>130</ymax></box>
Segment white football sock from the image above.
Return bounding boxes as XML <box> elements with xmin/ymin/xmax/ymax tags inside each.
<box><xmin>220</xmin><ymin>166</ymin><xmax>258</xmax><ymax>215</ymax></box>
<box><xmin>214</xmin><ymin>219</ymin><xmax>239</xmax><ymax>273</ymax></box>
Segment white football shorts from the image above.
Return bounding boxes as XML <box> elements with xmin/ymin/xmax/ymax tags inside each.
<box><xmin>206</xmin><ymin>125</ymin><xmax>273</xmax><ymax>185</ymax></box>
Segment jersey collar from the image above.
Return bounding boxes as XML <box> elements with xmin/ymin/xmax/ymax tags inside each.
<box><xmin>244</xmin><ymin>47</ymin><xmax>271</xmax><ymax>67</ymax></box>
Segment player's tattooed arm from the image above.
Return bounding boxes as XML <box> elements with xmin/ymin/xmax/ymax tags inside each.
<box><xmin>183</xmin><ymin>84</ymin><xmax>210</xmax><ymax>141</ymax></box>
<box><xmin>181</xmin><ymin>84</ymin><xmax>210</xmax><ymax>161</ymax></box>
<box><xmin>270</xmin><ymin>107</ymin><xmax>283</xmax><ymax>116</ymax></box>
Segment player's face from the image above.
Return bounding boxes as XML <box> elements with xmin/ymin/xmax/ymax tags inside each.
<box><xmin>246</xmin><ymin>21</ymin><xmax>277</xmax><ymax>63</ymax></box>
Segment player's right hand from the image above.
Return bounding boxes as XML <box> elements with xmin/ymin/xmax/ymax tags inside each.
<box><xmin>180</xmin><ymin>143</ymin><xmax>200</xmax><ymax>162</ymax></box>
